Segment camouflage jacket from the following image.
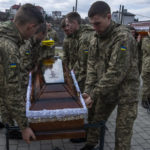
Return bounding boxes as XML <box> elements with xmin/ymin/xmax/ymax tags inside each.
<box><xmin>62</xmin><ymin>36</ymin><xmax>70</xmax><ymax>66</ymax></box>
<box><xmin>84</xmin><ymin>21</ymin><xmax>140</xmax><ymax>104</ymax></box>
<box><xmin>63</xmin><ymin>24</ymin><xmax>95</xmax><ymax>92</ymax></box>
<box><xmin>20</xmin><ymin>37</ymin><xmax>41</xmax><ymax>89</ymax></box>
<box><xmin>41</xmin><ymin>28</ymin><xmax>59</xmax><ymax>59</ymax></box>
<box><xmin>0</xmin><ymin>21</ymin><xmax>28</xmax><ymax>129</ymax></box>
<box><xmin>141</xmin><ymin>34</ymin><xmax>150</xmax><ymax>97</ymax></box>
<box><xmin>47</xmin><ymin>28</ymin><xmax>59</xmax><ymax>44</ymax></box>
<box><xmin>63</xmin><ymin>34</ymin><xmax>78</xmax><ymax>70</ymax></box>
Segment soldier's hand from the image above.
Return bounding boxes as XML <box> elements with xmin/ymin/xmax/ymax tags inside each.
<box><xmin>82</xmin><ymin>93</ymin><xmax>90</xmax><ymax>99</ymax></box>
<box><xmin>82</xmin><ymin>93</ymin><xmax>93</xmax><ymax>108</ymax></box>
<box><xmin>21</xmin><ymin>127</ymin><xmax>36</xmax><ymax>144</ymax></box>
<box><xmin>87</xmin><ymin>101</ymin><xmax>93</xmax><ymax>108</ymax></box>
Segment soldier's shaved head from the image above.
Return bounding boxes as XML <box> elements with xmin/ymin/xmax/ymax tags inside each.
<box><xmin>14</xmin><ymin>3</ymin><xmax>44</xmax><ymax>25</ymax></box>
<box><xmin>66</xmin><ymin>12</ymin><xmax>81</xmax><ymax>24</ymax></box>
<box><xmin>88</xmin><ymin>1</ymin><xmax>111</xmax><ymax>18</ymax></box>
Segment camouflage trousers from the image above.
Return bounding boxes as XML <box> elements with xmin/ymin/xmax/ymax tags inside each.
<box><xmin>87</xmin><ymin>98</ymin><xmax>138</xmax><ymax>150</ymax></box>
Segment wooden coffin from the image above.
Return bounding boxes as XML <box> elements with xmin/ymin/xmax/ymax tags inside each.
<box><xmin>26</xmin><ymin>58</ymin><xmax>87</xmax><ymax>140</ymax></box>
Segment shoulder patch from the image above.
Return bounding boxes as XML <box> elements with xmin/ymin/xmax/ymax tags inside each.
<box><xmin>10</xmin><ymin>63</ymin><xmax>16</xmax><ymax>68</ymax></box>
<box><xmin>84</xmin><ymin>49</ymin><xmax>88</xmax><ymax>53</ymax></box>
<box><xmin>25</xmin><ymin>50</ymin><xmax>30</xmax><ymax>55</ymax></box>
<box><xmin>120</xmin><ymin>46</ymin><xmax>127</xmax><ymax>51</ymax></box>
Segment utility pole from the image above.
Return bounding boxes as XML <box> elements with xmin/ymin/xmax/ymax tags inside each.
<box><xmin>73</xmin><ymin>6</ymin><xmax>75</xmax><ymax>12</ymax></box>
<box><xmin>120</xmin><ymin>5</ymin><xmax>124</xmax><ymax>24</ymax></box>
<box><xmin>75</xmin><ymin>0</ymin><xmax>78</xmax><ymax>12</ymax></box>
<box><xmin>118</xmin><ymin>5</ymin><xmax>121</xmax><ymax>23</ymax></box>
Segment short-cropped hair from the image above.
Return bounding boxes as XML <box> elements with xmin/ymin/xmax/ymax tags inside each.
<box><xmin>14</xmin><ymin>3</ymin><xmax>44</xmax><ymax>25</ymax></box>
<box><xmin>88</xmin><ymin>1</ymin><xmax>111</xmax><ymax>18</ymax></box>
<box><xmin>61</xmin><ymin>18</ymin><xmax>66</xmax><ymax>28</ymax></box>
<box><xmin>66</xmin><ymin>12</ymin><xmax>81</xmax><ymax>24</ymax></box>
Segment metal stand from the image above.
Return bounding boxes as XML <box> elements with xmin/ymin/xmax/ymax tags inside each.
<box><xmin>5</xmin><ymin>125</ymin><xmax>9</xmax><ymax>150</ymax></box>
<box><xmin>5</xmin><ymin>121</ymin><xmax>106</xmax><ymax>150</ymax></box>
<box><xmin>5</xmin><ymin>125</ymin><xmax>20</xmax><ymax>150</ymax></box>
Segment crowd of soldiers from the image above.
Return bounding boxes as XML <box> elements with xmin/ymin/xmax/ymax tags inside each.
<box><xmin>0</xmin><ymin>1</ymin><xmax>150</xmax><ymax>150</ymax></box>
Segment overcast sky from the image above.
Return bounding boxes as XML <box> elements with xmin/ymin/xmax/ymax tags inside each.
<box><xmin>0</xmin><ymin>0</ymin><xmax>150</xmax><ymax>21</ymax></box>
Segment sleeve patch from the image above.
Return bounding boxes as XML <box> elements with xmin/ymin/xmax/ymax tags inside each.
<box><xmin>10</xmin><ymin>63</ymin><xmax>16</xmax><ymax>68</ymax></box>
<box><xmin>25</xmin><ymin>50</ymin><xmax>30</xmax><ymax>55</ymax></box>
<box><xmin>84</xmin><ymin>49</ymin><xmax>88</xmax><ymax>53</ymax></box>
<box><xmin>120</xmin><ymin>46</ymin><xmax>127</xmax><ymax>51</ymax></box>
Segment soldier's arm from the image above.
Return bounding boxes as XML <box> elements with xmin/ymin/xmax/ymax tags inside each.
<box><xmin>84</xmin><ymin>41</ymin><xmax>97</xmax><ymax>95</ymax></box>
<box><xmin>141</xmin><ymin>37</ymin><xmax>150</xmax><ymax>97</ymax></box>
<box><xmin>0</xmin><ymin>57</ymin><xmax>4</xmax><ymax>101</ymax></box>
<box><xmin>0</xmin><ymin>43</ymin><xmax>28</xmax><ymax>130</ymax></box>
<box><xmin>54</xmin><ymin>31</ymin><xmax>59</xmax><ymax>45</ymax></box>
<box><xmin>72</xmin><ymin>59</ymin><xmax>79</xmax><ymax>83</ymax></box>
<box><xmin>141</xmin><ymin>37</ymin><xmax>150</xmax><ymax>68</ymax></box>
<box><xmin>92</xmin><ymin>33</ymin><xmax>133</xmax><ymax>96</ymax></box>
<box><xmin>76</xmin><ymin>34</ymin><xmax>91</xmax><ymax>91</ymax></box>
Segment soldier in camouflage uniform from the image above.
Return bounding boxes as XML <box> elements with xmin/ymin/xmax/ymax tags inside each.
<box><xmin>61</xmin><ymin>18</ymin><xmax>72</xmax><ymax>65</ymax></box>
<box><xmin>61</xmin><ymin>18</ymin><xmax>76</xmax><ymax>69</ymax></box>
<box><xmin>127</xmin><ymin>25</ymin><xmax>142</xmax><ymax>74</ymax></box>
<box><xmin>20</xmin><ymin>22</ymin><xmax>47</xmax><ymax>94</ymax></box>
<box><xmin>64</xmin><ymin>12</ymin><xmax>95</xmax><ymax>93</ymax></box>
<box><xmin>61</xmin><ymin>17</ymin><xmax>74</xmax><ymax>68</ymax></box>
<box><xmin>61</xmin><ymin>18</ymin><xmax>71</xmax><ymax>36</ymax></box>
<box><xmin>61</xmin><ymin>13</ymin><xmax>94</xmax><ymax>143</ymax></box>
<box><xmin>47</xmin><ymin>22</ymin><xmax>59</xmax><ymax>44</ymax></box>
<box><xmin>81</xmin><ymin>1</ymin><xmax>140</xmax><ymax>150</ymax></box>
<box><xmin>41</xmin><ymin>22</ymin><xmax>59</xmax><ymax>58</ymax></box>
<box><xmin>0</xmin><ymin>4</ymin><xmax>44</xmax><ymax>143</ymax></box>
<box><xmin>141</xmin><ymin>31</ymin><xmax>150</xmax><ymax>109</ymax></box>
<box><xmin>62</xmin><ymin>30</ymin><xmax>78</xmax><ymax>71</ymax></box>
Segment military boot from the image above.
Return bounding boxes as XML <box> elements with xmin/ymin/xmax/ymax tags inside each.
<box><xmin>0</xmin><ymin>122</ymin><xmax>4</xmax><ymax>129</ymax></box>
